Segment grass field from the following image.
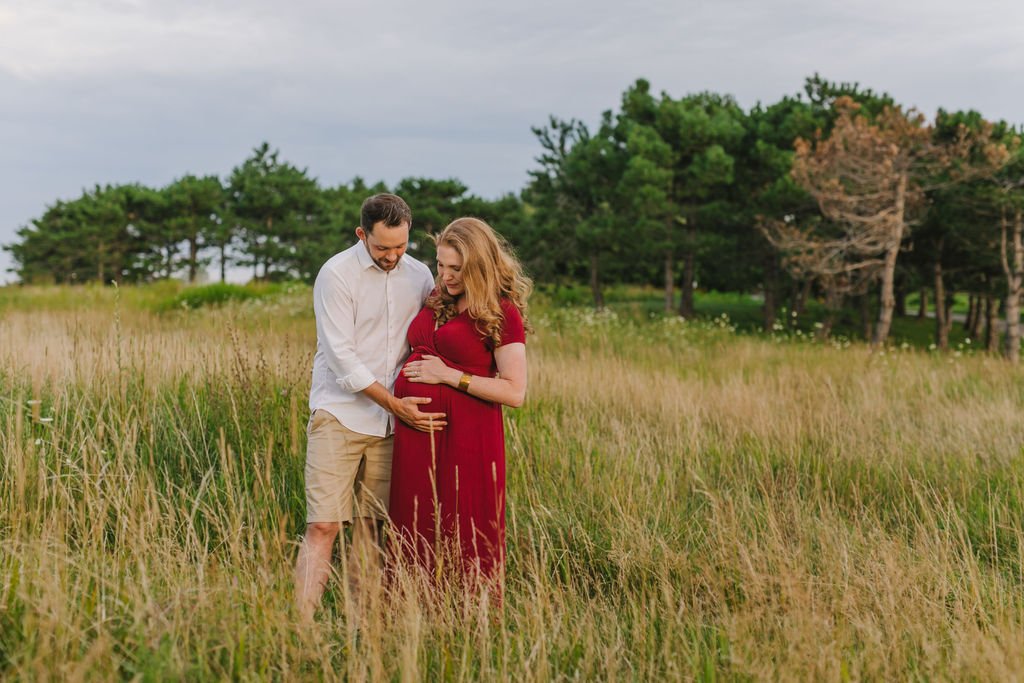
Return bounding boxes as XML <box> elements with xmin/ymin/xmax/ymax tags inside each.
<box><xmin>542</xmin><ymin>283</ymin><xmax>983</xmax><ymax>350</ymax></box>
<box><xmin>3</xmin><ymin>283</ymin><xmax>1024</xmax><ymax>680</ymax></box>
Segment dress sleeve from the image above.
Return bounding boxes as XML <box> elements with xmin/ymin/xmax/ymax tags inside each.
<box><xmin>499</xmin><ymin>298</ymin><xmax>526</xmax><ymax>346</ymax></box>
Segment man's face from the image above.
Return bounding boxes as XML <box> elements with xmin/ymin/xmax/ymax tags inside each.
<box><xmin>356</xmin><ymin>221</ymin><xmax>410</xmax><ymax>272</ymax></box>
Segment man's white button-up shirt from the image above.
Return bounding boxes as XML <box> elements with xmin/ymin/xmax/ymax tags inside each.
<box><xmin>309</xmin><ymin>242</ymin><xmax>435</xmax><ymax>437</ymax></box>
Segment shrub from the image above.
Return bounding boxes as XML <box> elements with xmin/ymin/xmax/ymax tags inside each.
<box><xmin>160</xmin><ymin>283</ymin><xmax>260</xmax><ymax>311</ymax></box>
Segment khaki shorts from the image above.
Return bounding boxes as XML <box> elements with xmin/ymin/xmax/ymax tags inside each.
<box><xmin>304</xmin><ymin>409</ymin><xmax>393</xmax><ymax>524</ymax></box>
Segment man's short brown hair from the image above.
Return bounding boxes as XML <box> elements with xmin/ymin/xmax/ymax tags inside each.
<box><xmin>360</xmin><ymin>194</ymin><xmax>412</xmax><ymax>233</ymax></box>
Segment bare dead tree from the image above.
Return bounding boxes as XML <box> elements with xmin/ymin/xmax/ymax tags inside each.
<box><xmin>759</xmin><ymin>215</ymin><xmax>881</xmax><ymax>339</ymax></box>
<box><xmin>792</xmin><ymin>97</ymin><xmax>1012</xmax><ymax>348</ymax></box>
<box><xmin>1000</xmin><ymin>205</ymin><xmax>1024</xmax><ymax>361</ymax></box>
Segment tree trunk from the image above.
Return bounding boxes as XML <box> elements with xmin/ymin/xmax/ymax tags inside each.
<box><xmin>917</xmin><ymin>287</ymin><xmax>928</xmax><ymax>319</ymax></box>
<box><xmin>859</xmin><ymin>294</ymin><xmax>873</xmax><ymax>341</ymax></box>
<box><xmin>987</xmin><ymin>296</ymin><xmax>1001</xmax><ymax>353</ymax></box>
<box><xmin>934</xmin><ymin>259</ymin><xmax>949</xmax><ymax>351</ymax></box>
<box><xmin>165</xmin><ymin>245</ymin><xmax>175</xmax><ymax>279</ymax></box>
<box><xmin>971</xmin><ymin>287</ymin><xmax>986</xmax><ymax>340</ymax></box>
<box><xmin>871</xmin><ymin>173</ymin><xmax>907</xmax><ymax>347</ymax></box>
<box><xmin>895</xmin><ymin>283</ymin><xmax>907</xmax><ymax>317</ymax></box>
<box><xmin>663</xmin><ymin>251</ymin><xmax>674</xmax><ymax>313</ymax></box>
<box><xmin>1002</xmin><ymin>206</ymin><xmax>1023</xmax><ymax>362</ymax></box>
<box><xmin>220</xmin><ymin>244</ymin><xmax>227</xmax><ymax>283</ymax></box>
<box><xmin>188</xmin><ymin>235</ymin><xmax>199</xmax><ymax>283</ymax></box>
<box><xmin>97</xmin><ymin>241</ymin><xmax>106</xmax><ymax>284</ymax></box>
<box><xmin>792</xmin><ymin>279</ymin><xmax>812</xmax><ymax>325</ymax></box>
<box><xmin>264</xmin><ymin>215</ymin><xmax>274</xmax><ymax>282</ymax></box>
<box><xmin>678</xmin><ymin>229</ymin><xmax>696</xmax><ymax>318</ymax></box>
<box><xmin>872</xmin><ymin>234</ymin><xmax>900</xmax><ymax>347</ymax></box>
<box><xmin>943</xmin><ymin>293</ymin><xmax>955</xmax><ymax>341</ymax></box>
<box><xmin>818</xmin><ymin>290</ymin><xmax>843</xmax><ymax>340</ymax></box>
<box><xmin>589</xmin><ymin>253</ymin><xmax>604</xmax><ymax>310</ymax></box>
<box><xmin>762</xmin><ymin>252</ymin><xmax>778</xmax><ymax>332</ymax></box>
<box><xmin>964</xmin><ymin>295</ymin><xmax>977</xmax><ymax>335</ymax></box>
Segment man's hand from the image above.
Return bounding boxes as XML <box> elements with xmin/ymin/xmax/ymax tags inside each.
<box><xmin>393</xmin><ymin>396</ymin><xmax>446</xmax><ymax>432</ymax></box>
<box><xmin>359</xmin><ymin>381</ymin><xmax>446</xmax><ymax>433</ymax></box>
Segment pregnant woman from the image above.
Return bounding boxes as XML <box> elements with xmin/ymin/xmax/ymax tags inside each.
<box><xmin>388</xmin><ymin>217</ymin><xmax>531</xmax><ymax>595</ymax></box>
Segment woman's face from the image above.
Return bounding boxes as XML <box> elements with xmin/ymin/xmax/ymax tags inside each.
<box><xmin>436</xmin><ymin>243</ymin><xmax>464</xmax><ymax>297</ymax></box>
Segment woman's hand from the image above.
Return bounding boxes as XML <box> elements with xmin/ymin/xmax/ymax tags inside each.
<box><xmin>403</xmin><ymin>355</ymin><xmax>461</xmax><ymax>386</ymax></box>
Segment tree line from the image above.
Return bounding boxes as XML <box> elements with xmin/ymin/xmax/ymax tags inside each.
<box><xmin>525</xmin><ymin>75</ymin><xmax>1022</xmax><ymax>356</ymax></box>
<box><xmin>5</xmin><ymin>143</ymin><xmax>524</xmax><ymax>287</ymax></box>
<box><xmin>6</xmin><ymin>76</ymin><xmax>1024</xmax><ymax>356</ymax></box>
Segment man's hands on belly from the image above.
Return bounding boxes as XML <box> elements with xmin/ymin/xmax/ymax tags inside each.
<box><xmin>393</xmin><ymin>395</ymin><xmax>446</xmax><ymax>432</ymax></box>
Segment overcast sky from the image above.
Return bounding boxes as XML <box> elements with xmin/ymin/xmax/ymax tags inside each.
<box><xmin>2</xmin><ymin>0</ymin><xmax>1022</xmax><ymax>283</ymax></box>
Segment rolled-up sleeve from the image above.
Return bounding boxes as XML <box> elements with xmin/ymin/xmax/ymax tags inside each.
<box><xmin>313</xmin><ymin>268</ymin><xmax>376</xmax><ymax>393</ymax></box>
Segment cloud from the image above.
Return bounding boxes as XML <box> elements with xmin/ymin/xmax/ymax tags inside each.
<box><xmin>2</xmin><ymin>0</ymin><xmax>1024</xmax><ymax>283</ymax></box>
<box><xmin>0</xmin><ymin>0</ymin><xmax>271</xmax><ymax>79</ymax></box>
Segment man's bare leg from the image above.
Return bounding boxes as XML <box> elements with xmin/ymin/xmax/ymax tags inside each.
<box><xmin>294</xmin><ymin>522</ymin><xmax>340</xmax><ymax>622</ymax></box>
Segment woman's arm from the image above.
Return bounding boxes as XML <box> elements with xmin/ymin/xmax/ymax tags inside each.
<box><xmin>402</xmin><ymin>343</ymin><xmax>527</xmax><ymax>408</ymax></box>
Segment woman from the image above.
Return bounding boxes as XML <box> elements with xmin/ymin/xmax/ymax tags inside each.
<box><xmin>388</xmin><ymin>217</ymin><xmax>531</xmax><ymax>592</ymax></box>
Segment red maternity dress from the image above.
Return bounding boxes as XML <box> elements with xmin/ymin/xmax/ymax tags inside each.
<box><xmin>388</xmin><ymin>299</ymin><xmax>525</xmax><ymax>587</ymax></box>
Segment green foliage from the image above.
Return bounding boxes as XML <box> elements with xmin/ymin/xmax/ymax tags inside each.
<box><xmin>802</xmin><ymin>72</ymin><xmax>896</xmax><ymax>124</ymax></box>
<box><xmin>227</xmin><ymin>142</ymin><xmax>327</xmax><ymax>282</ymax></box>
<box><xmin>157</xmin><ymin>282</ymin><xmax>298</xmax><ymax>311</ymax></box>
<box><xmin>4</xmin><ymin>143</ymin><xmax>532</xmax><ymax>290</ymax></box>
<box><xmin>163</xmin><ymin>174</ymin><xmax>226</xmax><ymax>283</ymax></box>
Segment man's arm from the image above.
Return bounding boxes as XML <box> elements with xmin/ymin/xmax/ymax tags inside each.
<box><xmin>314</xmin><ymin>268</ymin><xmax>445</xmax><ymax>432</ymax></box>
<box><xmin>314</xmin><ymin>268</ymin><xmax>375</xmax><ymax>393</ymax></box>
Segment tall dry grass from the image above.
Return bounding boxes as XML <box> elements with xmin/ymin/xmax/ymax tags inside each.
<box><xmin>2</xmin><ymin>286</ymin><xmax>1024</xmax><ymax>679</ymax></box>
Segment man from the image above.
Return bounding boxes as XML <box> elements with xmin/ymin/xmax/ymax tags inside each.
<box><xmin>294</xmin><ymin>193</ymin><xmax>442</xmax><ymax>621</ymax></box>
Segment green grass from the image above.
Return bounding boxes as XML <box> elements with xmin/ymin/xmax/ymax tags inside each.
<box><xmin>156</xmin><ymin>281</ymin><xmax>308</xmax><ymax>312</ymax></box>
<box><xmin>536</xmin><ymin>284</ymin><xmax>997</xmax><ymax>350</ymax></box>
<box><xmin>3</xmin><ymin>283</ymin><xmax>1024</xmax><ymax>678</ymax></box>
